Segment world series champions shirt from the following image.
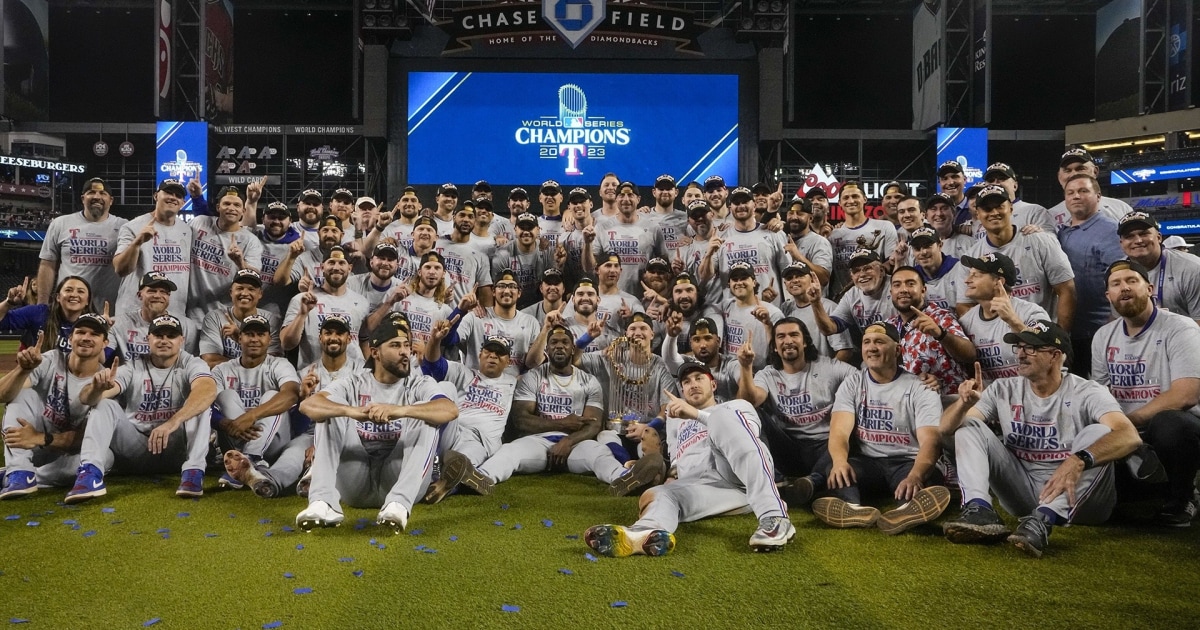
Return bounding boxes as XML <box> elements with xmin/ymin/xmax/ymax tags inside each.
<box><xmin>1091</xmin><ymin>307</ymin><xmax>1200</xmax><ymax>417</ymax></box>
<box><xmin>832</xmin><ymin>368</ymin><xmax>941</xmax><ymax>460</ymax></box>
<box><xmin>666</xmin><ymin>398</ymin><xmax>760</xmax><ymax>481</ymax></box>
<box><xmin>513</xmin><ymin>364</ymin><xmax>603</xmax><ymax>429</ymax></box>
<box><xmin>960</xmin><ymin>299</ymin><xmax>1048</xmax><ymax>384</ymax></box>
<box><xmin>27</xmin><ymin>350</ymin><xmax>99</xmax><ymax>431</ymax></box>
<box><xmin>973</xmin><ymin>373</ymin><xmax>1123</xmax><ymax>464</ymax></box>
<box><xmin>212</xmin><ymin>355</ymin><xmax>300</xmax><ymax>410</ymax></box>
<box><xmin>109</xmin><ymin>311</ymin><xmax>200</xmax><ymax>362</ymax></box>
<box><xmin>426</xmin><ymin>360</ymin><xmax>518</xmax><ymax>455</ymax></box>
<box><xmin>187</xmin><ymin>216</ymin><xmax>264</xmax><ymax>320</ymax></box>
<box><xmin>321</xmin><ymin>370</ymin><xmax>450</xmax><ymax>456</ymax></box>
<box><xmin>282</xmin><ymin>288</ymin><xmax>370</xmax><ymax>367</ymax></box>
<box><xmin>754</xmin><ymin>357</ymin><xmax>857</xmax><ymax>441</ymax></box>
<box><xmin>110</xmin><ymin>352</ymin><xmax>215</xmax><ymax>433</ymax></box>
<box><xmin>433</xmin><ymin>238</ymin><xmax>493</xmax><ymax>306</ymax></box>
<box><xmin>39</xmin><ymin>211</ymin><xmax>128</xmax><ymax>308</ymax></box>
<box><xmin>113</xmin><ymin>214</ymin><xmax>193</xmax><ymax>319</ymax></box>
<box><xmin>198</xmin><ymin>308</ymin><xmax>283</xmax><ymax>360</ymax></box>
<box><xmin>961</xmin><ymin>232</ymin><xmax>1074</xmax><ymax>316</ymax></box>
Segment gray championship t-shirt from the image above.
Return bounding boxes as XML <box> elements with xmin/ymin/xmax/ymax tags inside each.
<box><xmin>40</xmin><ymin>212</ymin><xmax>127</xmax><ymax>308</ymax></box>
<box><xmin>111</xmin><ymin>352</ymin><xmax>215</xmax><ymax>433</ymax></box>
<box><xmin>322</xmin><ymin>370</ymin><xmax>449</xmax><ymax>456</ymax></box>
<box><xmin>1091</xmin><ymin>307</ymin><xmax>1200</xmax><ymax>417</ymax></box>
<box><xmin>755</xmin><ymin>357</ymin><xmax>857</xmax><ymax>441</ymax></box>
<box><xmin>114</xmin><ymin>214</ymin><xmax>193</xmax><ymax>318</ymax></box>
<box><xmin>833</xmin><ymin>368</ymin><xmax>941</xmax><ymax>460</ymax></box>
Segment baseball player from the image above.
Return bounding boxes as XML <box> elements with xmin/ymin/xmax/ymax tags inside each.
<box><xmin>112</xmin><ymin>179</ymin><xmax>193</xmax><ymax>318</ymax></box>
<box><xmin>698</xmin><ymin>186</ymin><xmax>790</xmax><ymax>307</ymax></box>
<box><xmin>940</xmin><ymin>320</ymin><xmax>1142</xmax><ymax>557</ymax></box>
<box><xmin>197</xmin><ymin>269</ymin><xmax>282</xmax><ymax>368</ymax></box>
<box><xmin>780</xmin><ymin>262</ymin><xmax>852</xmax><ymax>362</ymax></box>
<box><xmin>67</xmin><ymin>315</ymin><xmax>218</xmax><ymax>502</ymax></box>
<box><xmin>295</xmin><ymin>317</ymin><xmax>457</xmax><ymax>533</ymax></box>
<box><xmin>1091</xmin><ymin>260</ymin><xmax>1200</xmax><ymax>526</ymax></box>
<box><xmin>1117</xmin><ymin>211</ymin><xmax>1200</xmax><ymax>322</ymax></box>
<box><xmin>885</xmin><ymin>266</ymin><xmax>974</xmax><ymax>397</ymax></box>
<box><xmin>782</xmin><ymin>197</ymin><xmax>833</xmax><ymax>288</ymax></box>
<box><xmin>186</xmin><ymin>185</ymin><xmax>264</xmax><ymax>321</ymax></box>
<box><xmin>109</xmin><ymin>271</ymin><xmax>200</xmax><ymax>362</ymax></box>
<box><xmin>1047</xmin><ymin>148</ymin><xmax>1133</xmax><ymax>230</ymax></box>
<box><xmin>957</xmin><ymin>253</ymin><xmax>1049</xmax><ymax>385</ymax></box>
<box><xmin>907</xmin><ymin>226</ymin><xmax>963</xmax><ymax>311</ymax></box>
<box><xmin>719</xmin><ymin>261</ymin><xmax>784</xmax><ymax>371</ymax></box>
<box><xmin>827</xmin><ymin>181</ymin><xmax>897</xmax><ymax>297</ymax></box>
<box><xmin>661</xmin><ymin>316</ymin><xmax>740</xmax><ymax>402</ymax></box>
<box><xmin>811</xmin><ymin>248</ymin><xmax>898</xmax><ymax>338</ymax></box>
<box><xmin>37</xmin><ymin>177</ymin><xmax>127</xmax><ymax>309</ymax></box>
<box><xmin>280</xmin><ymin>246</ymin><xmax>371</xmax><ymax>367</ymax></box>
<box><xmin>245</xmin><ymin>201</ymin><xmax>306</xmax><ymax>316</ymax></box>
<box><xmin>981</xmin><ymin>162</ymin><xmax>1056</xmax><ymax>234</ymax></box>
<box><xmin>433</xmin><ymin>201</ymin><xmax>494</xmax><ymax>308</ymax></box>
<box><xmin>583</xmin><ymin>360</ymin><xmax>795</xmax><ymax>556</ymax></box>
<box><xmin>273</xmin><ymin>213</ymin><xmax>343</xmax><ymax>291</ymax></box>
<box><xmin>454</xmin><ymin>269</ymin><xmax>542</xmax><ymax>374</ymax></box>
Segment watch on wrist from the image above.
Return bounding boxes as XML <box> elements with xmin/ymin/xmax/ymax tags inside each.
<box><xmin>42</xmin><ymin>432</ymin><xmax>52</xmax><ymax>447</ymax></box>
<box><xmin>1073</xmin><ymin>449</ymin><xmax>1095</xmax><ymax>469</ymax></box>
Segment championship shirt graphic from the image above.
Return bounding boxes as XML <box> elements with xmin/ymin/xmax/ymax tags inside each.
<box><xmin>514</xmin><ymin>84</ymin><xmax>629</xmax><ymax>176</ymax></box>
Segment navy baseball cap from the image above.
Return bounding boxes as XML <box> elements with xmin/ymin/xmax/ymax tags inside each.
<box><xmin>148</xmin><ymin>315</ymin><xmax>183</xmax><ymax>336</ymax></box>
<box><xmin>239</xmin><ymin>314</ymin><xmax>271</xmax><ymax>334</ymax></box>
<box><xmin>139</xmin><ymin>271</ymin><xmax>177</xmax><ymax>292</ymax></box>
<box><xmin>677</xmin><ymin>359</ymin><xmax>713</xmax><ymax>380</ymax></box>
<box><xmin>320</xmin><ymin>313</ymin><xmax>352</xmax><ymax>333</ymax></box>
<box><xmin>1003</xmin><ymin>320</ymin><xmax>1070</xmax><ymax>358</ymax></box>
<box><xmin>482</xmin><ymin>335</ymin><xmax>513</xmax><ymax>355</ymax></box>
<box><xmin>231</xmin><ymin>268</ymin><xmax>263</xmax><ymax>287</ymax></box>
<box><xmin>909</xmin><ymin>225</ymin><xmax>940</xmax><ymax>248</ymax></box>
<box><xmin>961</xmin><ymin>252</ymin><xmax>1018</xmax><ymax>286</ymax></box>
<box><xmin>848</xmin><ymin>248</ymin><xmax>881</xmax><ymax>268</ymax></box>
<box><xmin>157</xmin><ymin>179</ymin><xmax>187</xmax><ymax>197</ymax></box>
<box><xmin>72</xmin><ymin>312</ymin><xmax>109</xmax><ymax>337</ymax></box>
<box><xmin>703</xmin><ymin>175</ymin><xmax>727</xmax><ymax>192</ymax></box>
<box><xmin>937</xmin><ymin>160</ymin><xmax>964</xmax><ymax>177</ymax></box>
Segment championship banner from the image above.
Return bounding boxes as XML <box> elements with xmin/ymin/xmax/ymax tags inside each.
<box><xmin>936</xmin><ymin>127</ymin><xmax>986</xmax><ymax>188</ymax></box>
<box><xmin>439</xmin><ymin>2</ymin><xmax>705</xmax><ymax>54</ymax></box>
<box><xmin>204</xmin><ymin>0</ymin><xmax>234</xmax><ymax>123</ymax></box>
<box><xmin>912</xmin><ymin>0</ymin><xmax>945</xmax><ymax>130</ymax></box>
<box><xmin>1167</xmin><ymin>0</ymin><xmax>1192</xmax><ymax>111</ymax></box>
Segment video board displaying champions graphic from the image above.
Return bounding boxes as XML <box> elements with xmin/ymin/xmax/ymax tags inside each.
<box><xmin>407</xmin><ymin>71</ymin><xmax>739</xmax><ymax>186</ymax></box>
<box><xmin>156</xmin><ymin>121</ymin><xmax>207</xmax><ymax>213</ymax></box>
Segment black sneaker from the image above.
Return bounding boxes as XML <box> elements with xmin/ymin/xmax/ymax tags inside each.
<box><xmin>1126</xmin><ymin>443</ymin><xmax>1167</xmax><ymax>483</ymax></box>
<box><xmin>779</xmin><ymin>476</ymin><xmax>815</xmax><ymax>508</ymax></box>
<box><xmin>1155</xmin><ymin>497</ymin><xmax>1199</xmax><ymax>527</ymax></box>
<box><xmin>942</xmin><ymin>502</ymin><xmax>1010</xmax><ymax>544</ymax></box>
<box><xmin>1007</xmin><ymin>514</ymin><xmax>1050</xmax><ymax>558</ymax></box>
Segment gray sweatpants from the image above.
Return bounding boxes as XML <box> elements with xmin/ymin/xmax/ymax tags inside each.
<box><xmin>2</xmin><ymin>389</ymin><xmax>86</xmax><ymax>486</ymax></box>
<box><xmin>634</xmin><ymin>405</ymin><xmax>787</xmax><ymax>532</ymax></box>
<box><xmin>438</xmin><ymin>420</ymin><xmax>498</xmax><ymax>467</ymax></box>
<box><xmin>259</xmin><ymin>432</ymin><xmax>314</xmax><ymax>492</ymax></box>
<box><xmin>214</xmin><ymin>389</ymin><xmax>291</xmax><ymax>460</ymax></box>
<box><xmin>475</xmin><ymin>430</ymin><xmax>626</xmax><ymax>484</ymax></box>
<box><xmin>955</xmin><ymin>419</ymin><xmax>1116</xmax><ymax>524</ymax></box>
<box><xmin>79</xmin><ymin>400</ymin><xmax>211</xmax><ymax>475</ymax></box>
<box><xmin>305</xmin><ymin>417</ymin><xmax>438</xmax><ymax>511</ymax></box>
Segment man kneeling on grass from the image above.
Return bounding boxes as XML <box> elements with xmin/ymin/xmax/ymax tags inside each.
<box><xmin>940</xmin><ymin>321</ymin><xmax>1141</xmax><ymax>557</ymax></box>
<box><xmin>583</xmin><ymin>360</ymin><xmax>795</xmax><ymax>556</ymax></box>
<box><xmin>790</xmin><ymin>322</ymin><xmax>952</xmax><ymax>534</ymax></box>
<box><xmin>294</xmin><ymin>317</ymin><xmax>458</xmax><ymax>533</ymax></box>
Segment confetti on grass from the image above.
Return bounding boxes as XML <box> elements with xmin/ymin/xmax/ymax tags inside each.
<box><xmin>143</xmin><ymin>618</ymin><xmax>161</xmax><ymax>626</ymax></box>
<box><xmin>542</xmin><ymin>519</ymin><xmax>553</xmax><ymax>527</ymax></box>
<box><xmin>176</xmin><ymin>512</ymin><xmax>189</xmax><ymax>518</ymax></box>
<box><xmin>102</xmin><ymin>507</ymin><xmax>115</xmax><ymax>513</ymax></box>
<box><xmin>83</xmin><ymin>530</ymin><xmax>96</xmax><ymax>537</ymax></box>
<box><xmin>448</xmin><ymin>536</ymin><xmax>458</xmax><ymax>542</ymax></box>
<box><xmin>25</xmin><ymin>522</ymin><xmax>38</xmax><ymax>527</ymax></box>
<box><xmin>565</xmin><ymin>534</ymin><xmax>579</xmax><ymax>540</ymax></box>
<box><xmin>501</xmin><ymin>605</ymin><xmax>520</xmax><ymax>613</ymax></box>
<box><xmin>293</xmin><ymin>587</ymin><xmax>313</xmax><ymax>595</ymax></box>
<box><xmin>559</xmin><ymin>568</ymin><xmax>574</xmax><ymax>575</ymax></box>
<box><xmin>352</xmin><ymin>570</ymin><xmax>364</xmax><ymax>578</ymax></box>
<box><xmin>9</xmin><ymin>619</ymin><xmax>29</xmax><ymax>624</ymax></box>
<box><xmin>409</xmin><ymin>529</ymin><xmax>424</xmax><ymax>536</ymax></box>
<box><xmin>4</xmin><ymin>515</ymin><xmax>18</xmax><ymax>521</ymax></box>
<box><xmin>338</xmin><ymin>557</ymin><xmax>354</xmax><ymax>563</ymax></box>
<box><xmin>611</xmin><ymin>601</ymin><xmax>628</xmax><ymax>608</ymax></box>
<box><xmin>263</xmin><ymin>622</ymin><xmax>282</xmax><ymax>629</ymax></box>
<box><xmin>671</xmin><ymin>571</ymin><xmax>685</xmax><ymax>578</ymax></box>
<box><xmin>585</xmin><ymin>553</ymin><xmax>598</xmax><ymax>562</ymax></box>
<box><xmin>493</xmin><ymin>521</ymin><xmax>504</xmax><ymax>527</ymax></box>
<box><xmin>283</xmin><ymin>573</ymin><xmax>294</xmax><ymax>579</ymax></box>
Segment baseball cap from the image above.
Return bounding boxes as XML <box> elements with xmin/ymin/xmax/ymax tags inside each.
<box><xmin>975</xmin><ymin>184</ymin><xmax>1009</xmax><ymax>208</ymax></box>
<box><xmin>1163</xmin><ymin>235</ymin><xmax>1192</xmax><ymax>250</ymax></box>
<box><xmin>880</xmin><ymin>180</ymin><xmax>904</xmax><ymax>196</ymax></box>
<box><xmin>937</xmin><ymin>160</ymin><xmax>964</xmax><ymax>177</ymax></box>
<box><xmin>646</xmin><ymin>257</ymin><xmax>671</xmax><ymax>273</ymax></box>
<box><xmin>782</xmin><ymin>260</ymin><xmax>813</xmax><ymax>278</ymax></box>
<box><xmin>515</xmin><ymin>213</ymin><xmax>539</xmax><ymax>230</ymax></box>
<box><xmin>863</xmin><ymin>322</ymin><xmax>901</xmax><ymax>343</ymax></box>
<box><xmin>751</xmin><ymin>182</ymin><xmax>772</xmax><ymax>195</ymax></box>
<box><xmin>677</xmin><ymin>359</ymin><xmax>713</xmax><ymax>381</ymax></box>
<box><xmin>157</xmin><ymin>179</ymin><xmax>187</xmax><ymax>197</ymax></box>
<box><xmin>1060</xmin><ymin>148</ymin><xmax>1094</xmax><ymax>168</ymax></box>
<box><xmin>984</xmin><ymin>162</ymin><xmax>1017</xmax><ymax>180</ymax></box>
<box><xmin>848</xmin><ymin>248</ymin><xmax>881</xmax><ymax>268</ymax></box>
<box><xmin>372</xmin><ymin>242</ymin><xmax>399</xmax><ymax>259</ymax></box>
<box><xmin>1117</xmin><ymin>211</ymin><xmax>1158</xmax><ymax>236</ymax></box>
<box><xmin>72</xmin><ymin>312</ymin><xmax>109</xmax><ymax>337</ymax></box>
<box><xmin>728</xmin><ymin>187</ymin><xmax>753</xmax><ymax>203</ymax></box>
<box><xmin>728</xmin><ymin>261</ymin><xmax>755</xmax><ymax>279</ymax></box>
<box><xmin>909</xmin><ymin>225</ymin><xmax>941</xmax><ymax>248</ymax></box>
<box><xmin>575</xmin><ymin>277</ymin><xmax>596</xmax><ymax>290</ymax></box>
<box><xmin>690</xmin><ymin>317</ymin><xmax>720</xmax><ymax>337</ymax></box>
<box><xmin>598</xmin><ymin>251</ymin><xmax>622</xmax><ymax>267</ymax></box>
<box><xmin>541</xmin><ymin>180</ymin><xmax>561</xmax><ymax>195</ymax></box>
<box><xmin>139</xmin><ymin>271</ymin><xmax>177</xmax><ymax>292</ymax></box>
<box><xmin>239</xmin><ymin>314</ymin><xmax>271</xmax><ymax>334</ymax></box>
<box><xmin>331</xmin><ymin>188</ymin><xmax>354</xmax><ymax>202</ymax></box>
<box><xmin>148</xmin><ymin>315</ymin><xmax>183</xmax><ymax>336</ymax></box>
<box><xmin>473</xmin><ymin>180</ymin><xmax>492</xmax><ymax>193</ymax></box>
<box><xmin>617</xmin><ymin>181</ymin><xmax>639</xmax><ymax>196</ymax></box>
<box><xmin>1002</xmin><ymin>320</ymin><xmax>1070</xmax><ymax>357</ymax></box>
<box><xmin>703</xmin><ymin>175</ymin><xmax>727</xmax><ymax>192</ymax></box>
<box><xmin>671</xmin><ymin>272</ymin><xmax>697</xmax><ymax>288</ymax></box>
<box><xmin>1104</xmin><ymin>259</ymin><xmax>1151</xmax><ymax>284</ymax></box>
<box><xmin>960</xmin><ymin>252</ymin><xmax>1018</xmax><ymax>286</ymax></box>
<box><xmin>627</xmin><ymin>312</ymin><xmax>654</xmax><ymax>327</ymax></box>
<box><xmin>965</xmin><ymin>184</ymin><xmax>984</xmax><ymax>200</ymax></box>
<box><xmin>264</xmin><ymin>201</ymin><xmax>291</xmax><ymax>217</ymax></box>
<box><xmin>320</xmin><ymin>313</ymin><xmax>352</xmax><ymax>333</ymax></box>
<box><xmin>567</xmin><ymin>187</ymin><xmax>590</xmax><ymax>203</ymax></box>
<box><xmin>299</xmin><ymin>188</ymin><xmax>322</xmax><ymax>203</ymax></box>
<box><xmin>369</xmin><ymin>318</ymin><xmax>411</xmax><ymax>348</ymax></box>
<box><xmin>541</xmin><ymin>268</ymin><xmax>564</xmax><ymax>283</ymax></box>
<box><xmin>547</xmin><ymin>323</ymin><xmax>574</xmax><ymax>341</ymax></box>
<box><xmin>324</xmin><ymin>245</ymin><xmax>348</xmax><ymax>262</ymax></box>
<box><xmin>401</xmin><ymin>185</ymin><xmax>419</xmax><ymax>197</ymax></box>
<box><xmin>83</xmin><ymin>177</ymin><xmax>111</xmax><ymax>194</ymax></box>
<box><xmin>356</xmin><ymin>197</ymin><xmax>377</xmax><ymax>209</ymax></box>
<box><xmin>804</xmin><ymin>187</ymin><xmax>828</xmax><ymax>200</ymax></box>
<box><xmin>413</xmin><ymin>216</ymin><xmax>437</xmax><ymax>231</ymax></box>
<box><xmin>482</xmin><ymin>335</ymin><xmax>513</xmax><ymax>355</ymax></box>
<box><xmin>687</xmin><ymin>199</ymin><xmax>711</xmax><ymax>217</ymax></box>
<box><xmin>788</xmin><ymin>198</ymin><xmax>812</xmax><ymax>213</ymax></box>
<box><xmin>318</xmin><ymin>214</ymin><xmax>342</xmax><ymax>230</ymax></box>
<box><xmin>419</xmin><ymin>251</ymin><xmax>445</xmax><ymax>267</ymax></box>
<box><xmin>508</xmin><ymin>187</ymin><xmax>529</xmax><ymax>200</ymax></box>
<box><xmin>925</xmin><ymin>193</ymin><xmax>954</xmax><ymax>208</ymax></box>
<box><xmin>654</xmin><ymin>174</ymin><xmax>677</xmax><ymax>190</ymax></box>
<box><xmin>473</xmin><ymin>197</ymin><xmax>494</xmax><ymax>212</ymax></box>
<box><xmin>494</xmin><ymin>269</ymin><xmax>519</xmax><ymax>286</ymax></box>
<box><xmin>217</xmin><ymin>186</ymin><xmax>243</xmax><ymax>201</ymax></box>
<box><xmin>437</xmin><ymin>183</ymin><xmax>458</xmax><ymax>197</ymax></box>
<box><xmin>231</xmin><ymin>268</ymin><xmax>263</xmax><ymax>287</ymax></box>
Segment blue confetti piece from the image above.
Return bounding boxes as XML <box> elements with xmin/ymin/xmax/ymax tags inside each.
<box><xmin>228</xmin><ymin>513</ymin><xmax>237</xmax><ymax>519</ymax></box>
<box><xmin>492</xmin><ymin>521</ymin><xmax>504</xmax><ymax>527</ymax></box>
<box><xmin>176</xmin><ymin>512</ymin><xmax>189</xmax><ymax>518</ymax></box>
<box><xmin>423</xmin><ymin>549</ymin><xmax>437</xmax><ymax>554</ymax></box>
<box><xmin>282</xmin><ymin>572</ymin><xmax>294</xmax><ymax>579</ymax></box>
<box><xmin>263</xmin><ymin>622</ymin><xmax>282</xmax><ymax>629</ymax></box>
<box><xmin>338</xmin><ymin>557</ymin><xmax>353</xmax><ymax>563</ymax></box>
<box><xmin>559</xmin><ymin>568</ymin><xmax>574</xmax><ymax>575</ymax></box>
<box><xmin>83</xmin><ymin>530</ymin><xmax>96</xmax><ymax>537</ymax></box>
<box><xmin>585</xmin><ymin>553</ymin><xmax>598</xmax><ymax>562</ymax></box>
<box><xmin>70</xmin><ymin>524</ymin><xmax>80</xmax><ymax>531</ymax></box>
<box><xmin>611</xmin><ymin>601</ymin><xmax>628</xmax><ymax>608</ymax></box>
<box><xmin>295</xmin><ymin>544</ymin><xmax>304</xmax><ymax>550</ymax></box>
<box><xmin>565</xmin><ymin>534</ymin><xmax>579</xmax><ymax>540</ymax></box>
<box><xmin>143</xmin><ymin>618</ymin><xmax>161</xmax><ymax>626</ymax></box>
<box><xmin>110</xmin><ymin>520</ymin><xmax>124</xmax><ymax>525</ymax></box>
<box><xmin>264</xmin><ymin>531</ymin><xmax>273</xmax><ymax>537</ymax></box>
<box><xmin>512</xmin><ymin>524</ymin><xmax>523</xmax><ymax>530</ymax></box>
<box><xmin>353</xmin><ymin>522</ymin><xmax>366</xmax><ymax>531</ymax></box>
<box><xmin>414</xmin><ymin>545</ymin><xmax>426</xmax><ymax>551</ymax></box>
<box><xmin>671</xmin><ymin>571</ymin><xmax>685</xmax><ymax>578</ymax></box>
<box><xmin>101</xmin><ymin>507</ymin><xmax>115</xmax><ymax>513</ymax></box>
<box><xmin>161</xmin><ymin>534</ymin><xmax>170</xmax><ymax>539</ymax></box>
<box><xmin>25</xmin><ymin>522</ymin><xmax>38</xmax><ymax>527</ymax></box>
<box><xmin>542</xmin><ymin>519</ymin><xmax>553</xmax><ymax>527</ymax></box>
<box><xmin>352</xmin><ymin>570</ymin><xmax>364</xmax><ymax>578</ymax></box>
<box><xmin>204</xmin><ymin>533</ymin><xmax>218</xmax><ymax>538</ymax></box>
<box><xmin>4</xmin><ymin>515</ymin><xmax>18</xmax><ymax>521</ymax></box>
<box><xmin>293</xmin><ymin>587</ymin><xmax>312</xmax><ymax>595</ymax></box>
<box><xmin>281</xmin><ymin>526</ymin><xmax>294</xmax><ymax>533</ymax></box>
<box><xmin>10</xmin><ymin>619</ymin><xmax>29</xmax><ymax>624</ymax></box>
<box><xmin>377</xmin><ymin>543</ymin><xmax>387</xmax><ymax>550</ymax></box>
<box><xmin>156</xmin><ymin>528</ymin><xmax>170</xmax><ymax>534</ymax></box>
<box><xmin>501</xmin><ymin>605</ymin><xmax>520</xmax><ymax>613</ymax></box>
<box><xmin>62</xmin><ymin>519</ymin><xmax>78</xmax><ymax>526</ymax></box>
<box><xmin>449</xmin><ymin>536</ymin><xmax>458</xmax><ymax>542</ymax></box>
<box><xmin>500</xmin><ymin>504</ymin><xmax>509</xmax><ymax>510</ymax></box>
<box><xmin>409</xmin><ymin>529</ymin><xmax>424</xmax><ymax>536</ymax></box>
<box><xmin>258</xmin><ymin>518</ymin><xmax>271</xmax><ymax>524</ymax></box>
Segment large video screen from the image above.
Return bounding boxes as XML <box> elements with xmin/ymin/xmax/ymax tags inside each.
<box><xmin>407</xmin><ymin>71</ymin><xmax>739</xmax><ymax>186</ymax></box>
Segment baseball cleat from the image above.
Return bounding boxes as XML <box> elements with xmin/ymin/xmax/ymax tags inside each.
<box><xmin>424</xmin><ymin>449</ymin><xmax>471</xmax><ymax>504</ymax></box>
<box><xmin>217</xmin><ymin>473</ymin><xmax>244</xmax><ymax>490</ymax></box>
<box><xmin>176</xmin><ymin>469</ymin><xmax>204</xmax><ymax>498</ymax></box>
<box><xmin>583</xmin><ymin>524</ymin><xmax>675</xmax><ymax>557</ymax></box>
<box><xmin>377</xmin><ymin>502</ymin><xmax>409</xmax><ymax>533</ymax></box>
<box><xmin>812</xmin><ymin>498</ymin><xmax>880</xmax><ymax>528</ymax></box>
<box><xmin>877</xmin><ymin>486</ymin><xmax>952</xmax><ymax>535</ymax></box>
<box><xmin>296</xmin><ymin>500</ymin><xmax>344</xmax><ymax>531</ymax></box>
<box><xmin>296</xmin><ymin>467</ymin><xmax>313</xmax><ymax>498</ymax></box>
<box><xmin>749</xmin><ymin>516</ymin><xmax>796</xmax><ymax>551</ymax></box>
<box><xmin>1007</xmin><ymin>514</ymin><xmax>1051</xmax><ymax>558</ymax></box>
<box><xmin>251</xmin><ymin>474</ymin><xmax>281</xmax><ymax>499</ymax></box>
<box><xmin>942</xmin><ymin>502</ymin><xmax>1011</xmax><ymax>544</ymax></box>
<box><xmin>64</xmin><ymin>464</ymin><xmax>106</xmax><ymax>504</ymax></box>
<box><xmin>0</xmin><ymin>470</ymin><xmax>37</xmax><ymax>500</ymax></box>
<box><xmin>608</xmin><ymin>452</ymin><xmax>666</xmax><ymax>497</ymax></box>
<box><xmin>779</xmin><ymin>476</ymin><xmax>816</xmax><ymax>507</ymax></box>
<box><xmin>223</xmin><ymin>450</ymin><xmax>269</xmax><ymax>492</ymax></box>
<box><xmin>458</xmin><ymin>462</ymin><xmax>496</xmax><ymax>497</ymax></box>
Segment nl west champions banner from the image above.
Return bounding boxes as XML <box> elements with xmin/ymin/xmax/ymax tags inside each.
<box><xmin>407</xmin><ymin>72</ymin><xmax>739</xmax><ymax>185</ymax></box>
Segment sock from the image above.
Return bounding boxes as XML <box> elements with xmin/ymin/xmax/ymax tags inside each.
<box><xmin>966</xmin><ymin>497</ymin><xmax>993</xmax><ymax>510</ymax></box>
<box><xmin>1035</xmin><ymin>506</ymin><xmax>1061</xmax><ymax>528</ymax></box>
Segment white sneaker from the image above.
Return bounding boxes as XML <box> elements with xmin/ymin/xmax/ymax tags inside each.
<box><xmin>377</xmin><ymin>501</ymin><xmax>409</xmax><ymax>533</ymax></box>
<box><xmin>296</xmin><ymin>500</ymin><xmax>344</xmax><ymax>531</ymax></box>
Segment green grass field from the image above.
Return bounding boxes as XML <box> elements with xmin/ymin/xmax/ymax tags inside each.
<box><xmin>1</xmin><ymin>474</ymin><xmax>1198</xmax><ymax>629</ymax></box>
